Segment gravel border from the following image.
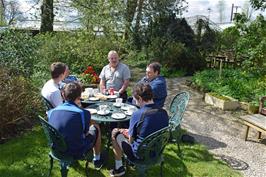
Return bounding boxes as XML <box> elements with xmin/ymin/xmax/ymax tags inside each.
<box><xmin>165</xmin><ymin>77</ymin><xmax>266</xmax><ymax>177</ymax></box>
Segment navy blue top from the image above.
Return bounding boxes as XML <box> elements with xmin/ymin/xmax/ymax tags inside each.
<box><xmin>139</xmin><ymin>76</ymin><xmax>167</xmax><ymax>108</ymax></box>
<box><xmin>63</xmin><ymin>75</ymin><xmax>78</xmax><ymax>84</ymax></box>
<box><xmin>48</xmin><ymin>101</ymin><xmax>91</xmax><ymax>158</ymax></box>
<box><xmin>128</xmin><ymin>104</ymin><xmax>169</xmax><ymax>156</ymax></box>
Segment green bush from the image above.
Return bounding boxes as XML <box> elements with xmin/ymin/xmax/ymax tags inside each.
<box><xmin>192</xmin><ymin>69</ymin><xmax>266</xmax><ymax>104</ymax></box>
<box><xmin>0</xmin><ymin>67</ymin><xmax>43</xmax><ymax>139</ymax></box>
<box><xmin>0</xmin><ymin>29</ymin><xmax>40</xmax><ymax>77</ymax></box>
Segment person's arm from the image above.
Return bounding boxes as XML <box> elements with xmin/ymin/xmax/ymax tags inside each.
<box><xmin>150</xmin><ymin>78</ymin><xmax>167</xmax><ymax>99</ymax></box>
<box><xmin>99</xmin><ymin>67</ymin><xmax>106</xmax><ymax>93</ymax></box>
<box><xmin>100</xmin><ymin>79</ymin><xmax>106</xmax><ymax>93</ymax></box>
<box><xmin>50</xmin><ymin>90</ymin><xmax>63</xmax><ymax>107</ymax></box>
<box><xmin>119</xmin><ymin>65</ymin><xmax>131</xmax><ymax>94</ymax></box>
<box><xmin>119</xmin><ymin>79</ymin><xmax>129</xmax><ymax>94</ymax></box>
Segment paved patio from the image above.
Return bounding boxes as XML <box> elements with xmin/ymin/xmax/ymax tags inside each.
<box><xmin>165</xmin><ymin>77</ymin><xmax>266</xmax><ymax>177</ymax></box>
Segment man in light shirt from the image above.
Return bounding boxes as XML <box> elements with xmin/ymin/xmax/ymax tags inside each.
<box><xmin>41</xmin><ymin>62</ymin><xmax>67</xmax><ymax>107</ymax></box>
<box><xmin>99</xmin><ymin>50</ymin><xmax>131</xmax><ymax>102</ymax></box>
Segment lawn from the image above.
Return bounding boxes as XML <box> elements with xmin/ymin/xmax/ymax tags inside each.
<box><xmin>0</xmin><ymin>126</ymin><xmax>242</xmax><ymax>177</ymax></box>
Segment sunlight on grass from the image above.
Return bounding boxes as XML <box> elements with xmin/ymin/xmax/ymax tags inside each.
<box><xmin>0</xmin><ymin>126</ymin><xmax>242</xmax><ymax>177</ymax></box>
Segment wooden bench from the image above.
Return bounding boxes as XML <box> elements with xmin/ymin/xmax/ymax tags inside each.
<box><xmin>240</xmin><ymin>114</ymin><xmax>266</xmax><ymax>141</ymax></box>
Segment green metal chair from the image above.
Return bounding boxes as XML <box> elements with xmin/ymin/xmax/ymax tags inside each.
<box><xmin>126</xmin><ymin>126</ymin><xmax>171</xmax><ymax>177</ymax></box>
<box><xmin>168</xmin><ymin>91</ymin><xmax>190</xmax><ymax>154</ymax></box>
<box><xmin>38</xmin><ymin>115</ymin><xmax>92</xmax><ymax>177</ymax></box>
<box><xmin>41</xmin><ymin>96</ymin><xmax>54</xmax><ymax>112</ymax></box>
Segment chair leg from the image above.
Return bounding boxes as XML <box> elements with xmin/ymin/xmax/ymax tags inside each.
<box><xmin>60</xmin><ymin>162</ymin><xmax>69</xmax><ymax>177</ymax></box>
<box><xmin>85</xmin><ymin>160</ymin><xmax>89</xmax><ymax>177</ymax></box>
<box><xmin>48</xmin><ymin>155</ymin><xmax>53</xmax><ymax>177</ymax></box>
<box><xmin>137</xmin><ymin>166</ymin><xmax>146</xmax><ymax>177</ymax></box>
<box><xmin>177</xmin><ymin>142</ymin><xmax>182</xmax><ymax>155</ymax></box>
<box><xmin>160</xmin><ymin>161</ymin><xmax>164</xmax><ymax>177</ymax></box>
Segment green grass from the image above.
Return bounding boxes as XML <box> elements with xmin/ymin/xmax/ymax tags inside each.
<box><xmin>0</xmin><ymin>127</ymin><xmax>242</xmax><ymax>177</ymax></box>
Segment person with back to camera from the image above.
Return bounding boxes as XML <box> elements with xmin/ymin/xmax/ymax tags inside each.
<box><xmin>99</xmin><ymin>50</ymin><xmax>131</xmax><ymax>102</ymax></box>
<box><xmin>48</xmin><ymin>82</ymin><xmax>104</xmax><ymax>170</ymax></box>
<box><xmin>109</xmin><ymin>83</ymin><xmax>169</xmax><ymax>176</ymax></box>
<box><xmin>41</xmin><ymin>62</ymin><xmax>67</xmax><ymax>107</ymax></box>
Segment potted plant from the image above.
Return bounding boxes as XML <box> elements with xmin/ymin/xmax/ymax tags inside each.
<box><xmin>205</xmin><ymin>92</ymin><xmax>239</xmax><ymax>110</ymax></box>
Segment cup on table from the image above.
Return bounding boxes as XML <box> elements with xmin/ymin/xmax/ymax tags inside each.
<box><xmin>85</xmin><ymin>88</ymin><xmax>93</xmax><ymax>97</ymax></box>
<box><xmin>115</xmin><ymin>98</ymin><xmax>123</xmax><ymax>107</ymax></box>
<box><xmin>93</xmin><ymin>88</ymin><xmax>99</xmax><ymax>96</ymax></box>
<box><xmin>127</xmin><ymin>106</ymin><xmax>136</xmax><ymax>115</ymax></box>
<box><xmin>99</xmin><ymin>104</ymin><xmax>109</xmax><ymax>113</ymax></box>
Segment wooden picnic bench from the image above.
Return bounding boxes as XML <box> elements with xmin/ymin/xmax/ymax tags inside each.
<box><xmin>240</xmin><ymin>114</ymin><xmax>266</xmax><ymax>141</ymax></box>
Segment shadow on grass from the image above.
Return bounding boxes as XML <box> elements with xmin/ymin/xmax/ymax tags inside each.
<box><xmin>188</xmin><ymin>132</ymin><xmax>227</xmax><ymax>150</ymax></box>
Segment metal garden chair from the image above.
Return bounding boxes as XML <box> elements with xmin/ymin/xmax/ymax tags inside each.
<box><xmin>168</xmin><ymin>91</ymin><xmax>190</xmax><ymax>154</ymax></box>
<box><xmin>41</xmin><ymin>95</ymin><xmax>54</xmax><ymax>112</ymax></box>
<box><xmin>38</xmin><ymin>115</ymin><xmax>92</xmax><ymax>177</ymax></box>
<box><xmin>126</xmin><ymin>126</ymin><xmax>171</xmax><ymax>177</ymax></box>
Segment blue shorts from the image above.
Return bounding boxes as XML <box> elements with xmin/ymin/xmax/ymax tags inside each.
<box><xmin>74</xmin><ymin>125</ymin><xmax>98</xmax><ymax>159</ymax></box>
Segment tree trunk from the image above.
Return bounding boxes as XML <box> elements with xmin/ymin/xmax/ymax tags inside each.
<box><xmin>40</xmin><ymin>0</ymin><xmax>54</xmax><ymax>33</ymax></box>
<box><xmin>133</xmin><ymin>0</ymin><xmax>144</xmax><ymax>50</ymax></box>
<box><xmin>0</xmin><ymin>0</ymin><xmax>5</xmax><ymax>25</ymax></box>
<box><xmin>124</xmin><ymin>0</ymin><xmax>138</xmax><ymax>40</ymax></box>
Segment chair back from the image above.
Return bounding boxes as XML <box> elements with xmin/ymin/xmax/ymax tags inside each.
<box><xmin>41</xmin><ymin>96</ymin><xmax>54</xmax><ymax>112</ymax></box>
<box><xmin>169</xmin><ymin>91</ymin><xmax>190</xmax><ymax>130</ymax></box>
<box><xmin>135</xmin><ymin>126</ymin><xmax>170</xmax><ymax>165</ymax></box>
<box><xmin>38</xmin><ymin>115</ymin><xmax>68</xmax><ymax>157</ymax></box>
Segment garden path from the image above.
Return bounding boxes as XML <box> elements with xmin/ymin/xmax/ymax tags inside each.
<box><xmin>165</xmin><ymin>77</ymin><xmax>266</xmax><ymax>177</ymax></box>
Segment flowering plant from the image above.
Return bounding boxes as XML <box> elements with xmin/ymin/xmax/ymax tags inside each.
<box><xmin>79</xmin><ymin>66</ymin><xmax>100</xmax><ymax>84</ymax></box>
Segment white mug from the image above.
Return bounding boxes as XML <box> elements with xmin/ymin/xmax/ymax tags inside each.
<box><xmin>85</xmin><ymin>88</ymin><xmax>93</xmax><ymax>97</ymax></box>
<box><xmin>115</xmin><ymin>98</ymin><xmax>123</xmax><ymax>106</ymax></box>
<box><xmin>127</xmin><ymin>106</ymin><xmax>136</xmax><ymax>114</ymax></box>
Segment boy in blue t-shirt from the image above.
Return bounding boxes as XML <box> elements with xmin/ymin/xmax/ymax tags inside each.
<box><xmin>109</xmin><ymin>83</ymin><xmax>169</xmax><ymax>177</ymax></box>
<box><xmin>48</xmin><ymin>82</ymin><xmax>104</xmax><ymax>170</ymax></box>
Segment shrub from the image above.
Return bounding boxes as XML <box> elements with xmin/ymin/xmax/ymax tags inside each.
<box><xmin>0</xmin><ymin>29</ymin><xmax>40</xmax><ymax>77</ymax></box>
<box><xmin>0</xmin><ymin>67</ymin><xmax>43</xmax><ymax>139</ymax></box>
<box><xmin>192</xmin><ymin>69</ymin><xmax>266</xmax><ymax>104</ymax></box>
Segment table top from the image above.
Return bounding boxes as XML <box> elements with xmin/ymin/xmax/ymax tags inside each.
<box><xmin>240</xmin><ymin>114</ymin><xmax>266</xmax><ymax>130</ymax></box>
<box><xmin>85</xmin><ymin>102</ymin><xmax>138</xmax><ymax>123</ymax></box>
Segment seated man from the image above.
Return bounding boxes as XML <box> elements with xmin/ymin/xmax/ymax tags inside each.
<box><xmin>60</xmin><ymin>65</ymin><xmax>79</xmax><ymax>89</ymax></box>
<box><xmin>48</xmin><ymin>82</ymin><xmax>104</xmax><ymax>169</ymax></box>
<box><xmin>138</xmin><ymin>62</ymin><xmax>167</xmax><ymax>108</ymax></box>
<box><xmin>62</xmin><ymin>66</ymin><xmax>79</xmax><ymax>84</ymax></box>
<box><xmin>99</xmin><ymin>50</ymin><xmax>131</xmax><ymax>102</ymax></box>
<box><xmin>42</xmin><ymin>62</ymin><xmax>67</xmax><ymax>107</ymax></box>
<box><xmin>110</xmin><ymin>83</ymin><xmax>169</xmax><ymax>176</ymax></box>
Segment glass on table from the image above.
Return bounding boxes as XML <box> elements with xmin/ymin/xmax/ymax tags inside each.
<box><xmin>115</xmin><ymin>98</ymin><xmax>123</xmax><ymax>107</ymax></box>
<box><xmin>93</xmin><ymin>88</ymin><xmax>99</xmax><ymax>96</ymax></box>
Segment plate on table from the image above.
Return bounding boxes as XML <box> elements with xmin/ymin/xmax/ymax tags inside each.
<box><xmin>97</xmin><ymin>110</ymin><xmax>110</xmax><ymax>115</ymax></box>
<box><xmin>124</xmin><ymin>111</ymin><xmax>133</xmax><ymax>116</ymax></box>
<box><xmin>85</xmin><ymin>108</ymin><xmax>97</xmax><ymax>114</ymax></box>
<box><xmin>111</xmin><ymin>112</ymin><xmax>126</xmax><ymax>120</ymax></box>
<box><xmin>107</xmin><ymin>95</ymin><xmax>118</xmax><ymax>99</ymax></box>
<box><xmin>89</xmin><ymin>97</ymin><xmax>100</xmax><ymax>101</ymax></box>
<box><xmin>121</xmin><ymin>105</ymin><xmax>135</xmax><ymax>111</ymax></box>
<box><xmin>113</xmin><ymin>103</ymin><xmax>122</xmax><ymax>107</ymax></box>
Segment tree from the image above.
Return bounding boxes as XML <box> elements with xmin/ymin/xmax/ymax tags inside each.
<box><xmin>0</xmin><ymin>0</ymin><xmax>22</xmax><ymax>25</ymax></box>
<box><xmin>0</xmin><ymin>0</ymin><xmax>4</xmax><ymax>25</ymax></box>
<box><xmin>250</xmin><ymin>0</ymin><xmax>266</xmax><ymax>10</ymax></box>
<box><xmin>40</xmin><ymin>0</ymin><xmax>54</xmax><ymax>33</ymax></box>
<box><xmin>243</xmin><ymin>0</ymin><xmax>255</xmax><ymax>20</ymax></box>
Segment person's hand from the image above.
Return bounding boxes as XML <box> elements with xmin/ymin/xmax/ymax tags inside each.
<box><xmin>118</xmin><ymin>89</ymin><xmax>124</xmax><ymax>95</ymax></box>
